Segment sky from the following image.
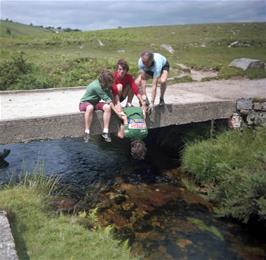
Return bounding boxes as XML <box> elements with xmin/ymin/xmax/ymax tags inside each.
<box><xmin>1</xmin><ymin>0</ymin><xmax>265</xmax><ymax>31</ymax></box>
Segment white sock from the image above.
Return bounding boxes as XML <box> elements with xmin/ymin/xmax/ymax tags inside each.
<box><xmin>85</xmin><ymin>129</ymin><xmax>90</xmax><ymax>134</ymax></box>
<box><xmin>103</xmin><ymin>128</ymin><xmax>109</xmax><ymax>134</ymax></box>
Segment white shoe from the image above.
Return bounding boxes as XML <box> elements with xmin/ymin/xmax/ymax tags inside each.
<box><xmin>102</xmin><ymin>133</ymin><xmax>111</xmax><ymax>142</ymax></box>
<box><xmin>84</xmin><ymin>133</ymin><xmax>90</xmax><ymax>143</ymax></box>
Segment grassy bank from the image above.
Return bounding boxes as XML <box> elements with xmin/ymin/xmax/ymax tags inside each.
<box><xmin>0</xmin><ymin>173</ymin><xmax>134</xmax><ymax>260</ymax></box>
<box><xmin>1</xmin><ymin>21</ymin><xmax>266</xmax><ymax>90</ymax></box>
<box><xmin>181</xmin><ymin>127</ymin><xmax>266</xmax><ymax>224</ymax></box>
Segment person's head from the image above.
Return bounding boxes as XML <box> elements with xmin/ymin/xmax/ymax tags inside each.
<box><xmin>116</xmin><ymin>59</ymin><xmax>129</xmax><ymax>79</ymax></box>
<box><xmin>98</xmin><ymin>69</ymin><xmax>114</xmax><ymax>89</ymax></box>
<box><xmin>130</xmin><ymin>139</ymin><xmax>147</xmax><ymax>160</ymax></box>
<box><xmin>141</xmin><ymin>51</ymin><xmax>154</xmax><ymax>67</ymax></box>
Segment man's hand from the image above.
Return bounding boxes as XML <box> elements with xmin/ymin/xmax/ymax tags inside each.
<box><xmin>142</xmin><ymin>106</ymin><xmax>147</xmax><ymax>119</ymax></box>
<box><xmin>148</xmin><ymin>103</ymin><xmax>154</xmax><ymax>114</ymax></box>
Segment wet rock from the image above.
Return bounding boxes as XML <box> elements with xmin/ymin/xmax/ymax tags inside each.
<box><xmin>169</xmin><ymin>219</ymin><xmax>196</xmax><ymax>233</ymax></box>
<box><xmin>119</xmin><ymin>183</ymin><xmax>182</xmax><ymax>211</ymax></box>
<box><xmin>100</xmin><ymin>208</ymin><xmax>129</xmax><ymax>227</ymax></box>
<box><xmin>97</xmin><ymin>199</ymin><xmax>112</xmax><ymax>212</ymax></box>
<box><xmin>176</xmin><ymin>238</ymin><xmax>193</xmax><ymax>249</ymax></box>
<box><xmin>121</xmin><ymin>201</ymin><xmax>135</xmax><ymax>211</ymax></box>
<box><xmin>116</xmin><ymin>226</ymin><xmax>135</xmax><ymax>243</ymax></box>
<box><xmin>110</xmin><ymin>193</ymin><xmax>127</xmax><ymax>204</ymax></box>
<box><xmin>132</xmin><ymin>219</ymin><xmax>153</xmax><ymax>232</ymax></box>
<box><xmin>131</xmin><ymin>242</ymin><xmax>145</xmax><ymax>257</ymax></box>
<box><xmin>148</xmin><ymin>250</ymin><xmax>173</xmax><ymax>260</ymax></box>
<box><xmin>135</xmin><ymin>231</ymin><xmax>165</xmax><ymax>241</ymax></box>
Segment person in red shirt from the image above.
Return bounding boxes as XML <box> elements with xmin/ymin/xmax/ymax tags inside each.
<box><xmin>112</xmin><ymin>59</ymin><xmax>147</xmax><ymax>114</ymax></box>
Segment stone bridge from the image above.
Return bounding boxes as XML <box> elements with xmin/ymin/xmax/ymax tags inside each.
<box><xmin>0</xmin><ymin>79</ymin><xmax>265</xmax><ymax>144</ymax></box>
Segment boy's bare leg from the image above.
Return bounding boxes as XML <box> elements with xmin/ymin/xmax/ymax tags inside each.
<box><xmin>84</xmin><ymin>104</ymin><xmax>94</xmax><ymax>131</ymax></box>
<box><xmin>102</xmin><ymin>104</ymin><xmax>111</xmax><ymax>131</ymax></box>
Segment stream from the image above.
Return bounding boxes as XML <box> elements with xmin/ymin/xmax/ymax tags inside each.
<box><xmin>0</xmin><ymin>129</ymin><xmax>265</xmax><ymax>259</ymax></box>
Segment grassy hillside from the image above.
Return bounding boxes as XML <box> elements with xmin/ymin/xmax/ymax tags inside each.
<box><xmin>0</xmin><ymin>20</ymin><xmax>51</xmax><ymax>36</ymax></box>
<box><xmin>0</xmin><ymin>21</ymin><xmax>266</xmax><ymax>90</ymax></box>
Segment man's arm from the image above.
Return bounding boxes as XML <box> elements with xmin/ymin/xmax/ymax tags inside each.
<box><xmin>136</xmin><ymin>93</ymin><xmax>147</xmax><ymax>118</ymax></box>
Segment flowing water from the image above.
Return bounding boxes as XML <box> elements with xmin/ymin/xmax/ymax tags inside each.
<box><xmin>0</xmin><ymin>132</ymin><xmax>265</xmax><ymax>259</ymax></box>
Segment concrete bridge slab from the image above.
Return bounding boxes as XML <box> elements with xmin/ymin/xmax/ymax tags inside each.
<box><xmin>0</xmin><ymin>79</ymin><xmax>265</xmax><ymax>144</ymax></box>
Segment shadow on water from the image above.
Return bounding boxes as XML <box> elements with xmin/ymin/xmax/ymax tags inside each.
<box><xmin>0</xmin><ymin>124</ymin><xmax>265</xmax><ymax>259</ymax></box>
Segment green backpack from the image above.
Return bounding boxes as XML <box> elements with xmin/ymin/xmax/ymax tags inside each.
<box><xmin>123</xmin><ymin>107</ymin><xmax>148</xmax><ymax>140</ymax></box>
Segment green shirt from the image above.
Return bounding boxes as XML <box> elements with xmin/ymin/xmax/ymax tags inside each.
<box><xmin>123</xmin><ymin>107</ymin><xmax>148</xmax><ymax>140</ymax></box>
<box><xmin>80</xmin><ymin>80</ymin><xmax>112</xmax><ymax>104</ymax></box>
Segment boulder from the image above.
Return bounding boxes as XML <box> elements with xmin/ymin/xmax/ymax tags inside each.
<box><xmin>229</xmin><ymin>58</ymin><xmax>265</xmax><ymax>71</ymax></box>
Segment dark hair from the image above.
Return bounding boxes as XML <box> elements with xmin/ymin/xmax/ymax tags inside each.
<box><xmin>116</xmin><ymin>59</ymin><xmax>129</xmax><ymax>72</ymax></box>
<box><xmin>140</xmin><ymin>51</ymin><xmax>154</xmax><ymax>63</ymax></box>
<box><xmin>130</xmin><ymin>139</ymin><xmax>147</xmax><ymax>160</ymax></box>
<box><xmin>98</xmin><ymin>69</ymin><xmax>114</xmax><ymax>88</ymax></box>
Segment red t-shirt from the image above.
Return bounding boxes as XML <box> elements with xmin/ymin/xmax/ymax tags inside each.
<box><xmin>112</xmin><ymin>71</ymin><xmax>139</xmax><ymax>96</ymax></box>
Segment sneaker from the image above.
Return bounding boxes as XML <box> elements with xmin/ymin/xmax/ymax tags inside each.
<box><xmin>102</xmin><ymin>133</ymin><xmax>112</xmax><ymax>143</ymax></box>
<box><xmin>84</xmin><ymin>133</ymin><xmax>90</xmax><ymax>143</ymax></box>
<box><xmin>159</xmin><ymin>98</ymin><xmax>165</xmax><ymax>106</ymax></box>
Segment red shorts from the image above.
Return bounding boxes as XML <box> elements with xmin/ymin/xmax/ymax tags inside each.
<box><xmin>79</xmin><ymin>101</ymin><xmax>106</xmax><ymax>112</ymax></box>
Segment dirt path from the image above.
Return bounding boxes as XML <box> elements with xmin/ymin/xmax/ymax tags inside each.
<box><xmin>1</xmin><ymin>78</ymin><xmax>265</xmax><ymax>120</ymax></box>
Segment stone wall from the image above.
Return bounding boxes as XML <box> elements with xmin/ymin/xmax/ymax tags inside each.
<box><xmin>237</xmin><ymin>98</ymin><xmax>266</xmax><ymax>126</ymax></box>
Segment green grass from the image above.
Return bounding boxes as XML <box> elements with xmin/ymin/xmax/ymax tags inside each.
<box><xmin>0</xmin><ymin>172</ymin><xmax>134</xmax><ymax>260</ymax></box>
<box><xmin>0</xmin><ymin>20</ymin><xmax>51</xmax><ymax>36</ymax></box>
<box><xmin>0</xmin><ymin>21</ymin><xmax>266</xmax><ymax>90</ymax></box>
<box><xmin>181</xmin><ymin>127</ymin><xmax>266</xmax><ymax>223</ymax></box>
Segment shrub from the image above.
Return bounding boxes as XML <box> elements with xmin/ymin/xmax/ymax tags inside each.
<box><xmin>181</xmin><ymin>127</ymin><xmax>266</xmax><ymax>223</ymax></box>
<box><xmin>0</xmin><ymin>52</ymin><xmax>32</xmax><ymax>90</ymax></box>
<box><xmin>0</xmin><ymin>52</ymin><xmax>58</xmax><ymax>90</ymax></box>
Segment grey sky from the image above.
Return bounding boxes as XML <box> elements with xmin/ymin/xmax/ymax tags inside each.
<box><xmin>1</xmin><ymin>0</ymin><xmax>265</xmax><ymax>31</ymax></box>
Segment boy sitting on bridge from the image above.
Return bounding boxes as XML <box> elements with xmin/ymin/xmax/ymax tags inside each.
<box><xmin>79</xmin><ymin>70</ymin><xmax>124</xmax><ymax>143</ymax></box>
